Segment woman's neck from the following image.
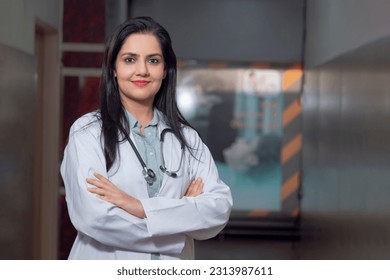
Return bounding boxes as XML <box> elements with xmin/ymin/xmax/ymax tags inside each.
<box><xmin>123</xmin><ymin>102</ymin><xmax>154</xmax><ymax>132</ymax></box>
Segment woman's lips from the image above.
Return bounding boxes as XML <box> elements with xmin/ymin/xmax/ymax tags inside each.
<box><xmin>132</xmin><ymin>80</ymin><xmax>150</xmax><ymax>87</ymax></box>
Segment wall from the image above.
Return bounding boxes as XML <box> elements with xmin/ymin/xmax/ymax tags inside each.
<box><xmin>301</xmin><ymin>0</ymin><xmax>390</xmax><ymax>258</ymax></box>
<box><xmin>0</xmin><ymin>0</ymin><xmax>60</xmax><ymax>54</ymax></box>
<box><xmin>300</xmin><ymin>57</ymin><xmax>390</xmax><ymax>259</ymax></box>
<box><xmin>0</xmin><ymin>0</ymin><xmax>61</xmax><ymax>259</ymax></box>
<box><xmin>0</xmin><ymin>44</ymin><xmax>36</xmax><ymax>259</ymax></box>
<box><xmin>305</xmin><ymin>0</ymin><xmax>390</xmax><ymax>67</ymax></box>
<box><xmin>130</xmin><ymin>0</ymin><xmax>304</xmax><ymax>62</ymax></box>
<box><xmin>0</xmin><ymin>1</ymin><xmax>34</xmax><ymax>54</ymax></box>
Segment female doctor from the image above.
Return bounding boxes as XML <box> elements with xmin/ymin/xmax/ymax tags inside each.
<box><xmin>60</xmin><ymin>16</ymin><xmax>233</xmax><ymax>260</ymax></box>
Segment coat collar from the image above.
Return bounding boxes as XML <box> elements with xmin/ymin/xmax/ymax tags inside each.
<box><xmin>155</xmin><ymin>110</ymin><xmax>170</xmax><ymax>132</ymax></box>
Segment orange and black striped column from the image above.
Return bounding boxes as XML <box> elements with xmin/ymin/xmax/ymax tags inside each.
<box><xmin>281</xmin><ymin>64</ymin><xmax>303</xmax><ymax>218</ymax></box>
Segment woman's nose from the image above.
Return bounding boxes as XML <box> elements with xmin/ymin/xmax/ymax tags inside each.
<box><xmin>135</xmin><ymin>61</ymin><xmax>149</xmax><ymax>76</ymax></box>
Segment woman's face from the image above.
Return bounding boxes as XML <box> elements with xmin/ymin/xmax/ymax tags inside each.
<box><xmin>114</xmin><ymin>33</ymin><xmax>166</xmax><ymax>109</ymax></box>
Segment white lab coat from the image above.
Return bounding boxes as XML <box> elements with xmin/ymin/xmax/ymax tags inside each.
<box><xmin>60</xmin><ymin>111</ymin><xmax>233</xmax><ymax>259</ymax></box>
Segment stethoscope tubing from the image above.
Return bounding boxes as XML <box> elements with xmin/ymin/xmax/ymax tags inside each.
<box><xmin>121</xmin><ymin>126</ymin><xmax>184</xmax><ymax>183</ymax></box>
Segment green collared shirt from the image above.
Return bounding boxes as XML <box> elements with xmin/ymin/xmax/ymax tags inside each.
<box><xmin>125</xmin><ymin>110</ymin><xmax>163</xmax><ymax>197</ymax></box>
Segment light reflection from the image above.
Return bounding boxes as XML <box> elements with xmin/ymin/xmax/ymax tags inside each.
<box><xmin>177</xmin><ymin>87</ymin><xmax>197</xmax><ymax>119</ymax></box>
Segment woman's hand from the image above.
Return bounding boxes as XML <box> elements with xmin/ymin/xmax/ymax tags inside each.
<box><xmin>86</xmin><ymin>172</ymin><xmax>145</xmax><ymax>218</ymax></box>
<box><xmin>185</xmin><ymin>177</ymin><xmax>204</xmax><ymax>197</ymax></box>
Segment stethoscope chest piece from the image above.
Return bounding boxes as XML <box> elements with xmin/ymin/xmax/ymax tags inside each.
<box><xmin>142</xmin><ymin>167</ymin><xmax>156</xmax><ymax>184</ymax></box>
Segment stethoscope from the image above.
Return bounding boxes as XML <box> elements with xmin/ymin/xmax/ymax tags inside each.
<box><xmin>123</xmin><ymin>127</ymin><xmax>185</xmax><ymax>184</ymax></box>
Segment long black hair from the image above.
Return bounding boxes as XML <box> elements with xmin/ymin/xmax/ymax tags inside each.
<box><xmin>99</xmin><ymin>16</ymin><xmax>194</xmax><ymax>171</ymax></box>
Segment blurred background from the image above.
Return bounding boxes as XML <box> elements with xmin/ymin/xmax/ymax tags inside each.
<box><xmin>1</xmin><ymin>0</ymin><xmax>390</xmax><ymax>260</ymax></box>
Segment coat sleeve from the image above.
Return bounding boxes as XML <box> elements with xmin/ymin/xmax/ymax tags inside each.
<box><xmin>60</xmin><ymin>115</ymin><xmax>185</xmax><ymax>254</ymax></box>
<box><xmin>140</xmin><ymin>127</ymin><xmax>233</xmax><ymax>240</ymax></box>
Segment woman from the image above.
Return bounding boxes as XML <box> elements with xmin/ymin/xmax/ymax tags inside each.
<box><xmin>60</xmin><ymin>16</ymin><xmax>232</xmax><ymax>260</ymax></box>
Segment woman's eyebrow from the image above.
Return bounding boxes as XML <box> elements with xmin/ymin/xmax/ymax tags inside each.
<box><xmin>120</xmin><ymin>52</ymin><xmax>138</xmax><ymax>57</ymax></box>
<box><xmin>145</xmin><ymin>53</ymin><xmax>164</xmax><ymax>58</ymax></box>
<box><xmin>120</xmin><ymin>52</ymin><xmax>163</xmax><ymax>57</ymax></box>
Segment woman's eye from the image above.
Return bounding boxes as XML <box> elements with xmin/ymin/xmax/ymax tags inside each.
<box><xmin>149</xmin><ymin>58</ymin><xmax>160</xmax><ymax>64</ymax></box>
<box><xmin>124</xmin><ymin>57</ymin><xmax>135</xmax><ymax>63</ymax></box>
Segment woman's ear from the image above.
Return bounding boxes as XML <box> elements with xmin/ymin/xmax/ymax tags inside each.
<box><xmin>163</xmin><ymin>69</ymin><xmax>167</xmax><ymax>79</ymax></box>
